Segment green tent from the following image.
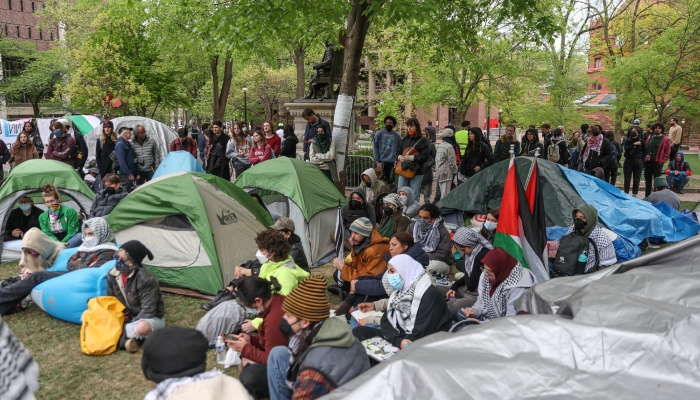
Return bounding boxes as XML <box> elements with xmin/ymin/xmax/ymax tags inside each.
<box><xmin>234</xmin><ymin>158</ymin><xmax>346</xmax><ymax>267</ymax></box>
<box><xmin>437</xmin><ymin>157</ymin><xmax>583</xmax><ymax>227</ymax></box>
<box><xmin>107</xmin><ymin>172</ymin><xmax>273</xmax><ymax>295</ymax></box>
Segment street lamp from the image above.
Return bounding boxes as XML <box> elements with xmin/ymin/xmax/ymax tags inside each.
<box><xmin>498</xmin><ymin>108</ymin><xmax>503</xmax><ymax>139</ymax></box>
<box><xmin>242</xmin><ymin>86</ymin><xmax>248</xmax><ymax>129</ymax></box>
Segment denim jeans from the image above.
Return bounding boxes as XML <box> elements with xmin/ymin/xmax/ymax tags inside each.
<box><xmin>397</xmin><ymin>174</ymin><xmax>423</xmax><ymax>202</ymax></box>
<box><xmin>667</xmin><ymin>174</ymin><xmax>690</xmax><ymax>190</ymax></box>
<box><xmin>267</xmin><ymin>346</ymin><xmax>293</xmax><ymax>400</ymax></box>
<box><xmin>65</xmin><ymin>233</ymin><xmax>83</xmax><ymax>249</ymax></box>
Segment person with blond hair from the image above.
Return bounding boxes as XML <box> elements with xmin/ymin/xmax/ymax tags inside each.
<box><xmin>38</xmin><ymin>184</ymin><xmax>81</xmax><ymax>248</ymax></box>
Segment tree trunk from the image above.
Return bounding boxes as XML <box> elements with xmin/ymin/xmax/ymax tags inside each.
<box><xmin>31</xmin><ymin>99</ymin><xmax>40</xmax><ymax>117</ymax></box>
<box><xmin>294</xmin><ymin>46</ymin><xmax>306</xmax><ymax>99</ymax></box>
<box><xmin>211</xmin><ymin>53</ymin><xmax>234</xmax><ymax>122</ymax></box>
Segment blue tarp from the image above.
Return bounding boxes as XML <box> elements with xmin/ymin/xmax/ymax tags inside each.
<box><xmin>152</xmin><ymin>151</ymin><xmax>204</xmax><ymax>180</ymax></box>
<box><xmin>559</xmin><ymin>166</ymin><xmax>700</xmax><ymax>244</ymax></box>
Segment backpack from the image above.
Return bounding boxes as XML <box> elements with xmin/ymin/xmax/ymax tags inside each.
<box><xmin>547</xmin><ymin>140</ymin><xmax>563</xmax><ymax>162</ymax></box>
<box><xmin>80</xmin><ymin>296</ymin><xmax>125</xmax><ymax>355</ymax></box>
<box><xmin>552</xmin><ymin>232</ymin><xmax>599</xmax><ymax>277</ymax></box>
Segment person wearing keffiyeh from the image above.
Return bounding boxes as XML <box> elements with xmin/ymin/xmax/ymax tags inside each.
<box><xmin>406</xmin><ymin>203</ymin><xmax>452</xmax><ymax>277</ymax></box>
<box><xmin>461</xmin><ymin>248</ymin><xmax>536</xmax><ymax>321</ymax></box>
<box><xmin>352</xmin><ymin>254</ymin><xmax>452</xmax><ymax>349</ymax></box>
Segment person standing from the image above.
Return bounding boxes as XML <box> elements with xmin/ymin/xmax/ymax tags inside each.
<box><xmin>206</xmin><ymin>121</ymin><xmax>231</xmax><ymax>180</ymax></box>
<box><xmin>227</xmin><ymin>122</ymin><xmax>253</xmax><ymax>177</ymax></box>
<box><xmin>454</xmin><ymin>120</ymin><xmax>471</xmax><ymax>157</ymax></box>
<box><xmin>56</xmin><ymin>118</ymin><xmax>89</xmax><ymax>176</ymax></box>
<box><xmin>580</xmin><ymin>125</ymin><xmax>614</xmax><ymax>175</ymax></box>
<box><xmin>435</xmin><ymin>128</ymin><xmax>458</xmax><ymax>199</ymax></box>
<box><xmin>668</xmin><ymin>118</ymin><xmax>682</xmax><ymax>163</ymax></box>
<box><xmin>309</xmin><ymin>125</ymin><xmax>337</xmax><ymax>182</ymax></box>
<box><xmin>623</xmin><ymin>126</ymin><xmax>646</xmax><ymax>196</ymax></box>
<box><xmin>395</xmin><ymin>118</ymin><xmax>430</xmax><ymax>199</ymax></box>
<box><xmin>278</xmin><ymin>125</ymin><xmax>299</xmax><ymax>158</ymax></box>
<box><xmin>603</xmin><ymin>130</ymin><xmax>621</xmax><ymax>185</ymax></box>
<box><xmin>372</xmin><ymin>115</ymin><xmax>401</xmax><ymax>185</ymax></box>
<box><xmin>170</xmin><ymin>126</ymin><xmax>198</xmax><ymax>157</ymax></box>
<box><xmin>95</xmin><ymin>121</ymin><xmax>118</xmax><ymax>177</ymax></box>
<box><xmin>249</xmin><ymin>131</ymin><xmax>273</xmax><ymax>165</ymax></box>
<box><xmin>131</xmin><ymin>125</ymin><xmax>163</xmax><ymax>185</ymax></box>
<box><xmin>459</xmin><ymin>128</ymin><xmax>494</xmax><ymax>182</ymax></box>
<box><xmin>23</xmin><ymin>121</ymin><xmax>44</xmax><ymax>159</ymax></box>
<box><xmin>276</xmin><ymin>122</ymin><xmax>284</xmax><ymax>140</ymax></box>
<box><xmin>494</xmin><ymin>125</ymin><xmax>520</xmax><ymax>163</ymax></box>
<box><xmin>425</xmin><ymin>120</ymin><xmax>437</xmax><ymax>143</ymax></box>
<box><xmin>263</xmin><ymin>121</ymin><xmax>281</xmax><ymax>157</ymax></box>
<box><xmin>115</xmin><ymin>127</ymin><xmax>139</xmax><ymax>192</ymax></box>
<box><xmin>197</xmin><ymin>123</ymin><xmax>211</xmax><ymax>165</ymax></box>
<box><xmin>302</xmin><ymin>109</ymin><xmax>331</xmax><ymax>161</ymax></box>
<box><xmin>520</xmin><ymin>128</ymin><xmax>543</xmax><ymax>157</ymax></box>
<box><xmin>540</xmin><ymin>123</ymin><xmax>552</xmax><ymax>141</ymax></box>
<box><xmin>644</xmin><ymin>122</ymin><xmax>671</xmax><ymax>198</ymax></box>
<box><xmin>419</xmin><ymin>129</ymin><xmax>437</xmax><ymax>203</ymax></box>
<box><xmin>45</xmin><ymin>121</ymin><xmax>76</xmax><ymax>167</ymax></box>
<box><xmin>9</xmin><ymin>131</ymin><xmax>39</xmax><ymax>168</ymax></box>
<box><xmin>543</xmin><ymin>127</ymin><xmax>569</xmax><ymax>166</ymax></box>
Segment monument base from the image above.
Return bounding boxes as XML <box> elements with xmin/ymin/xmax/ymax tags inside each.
<box><xmin>284</xmin><ymin>99</ymin><xmax>363</xmax><ymax>156</ymax></box>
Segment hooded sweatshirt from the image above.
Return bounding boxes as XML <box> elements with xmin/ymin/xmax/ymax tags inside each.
<box><xmin>459</xmin><ymin>129</ymin><xmax>494</xmax><ymax>178</ymax></box>
<box><xmin>399</xmin><ymin>186</ymin><xmax>420</xmax><ymax>218</ymax></box>
<box><xmin>666</xmin><ymin>152</ymin><xmax>692</xmax><ymax>178</ymax></box>
<box><xmin>18</xmin><ymin>228</ymin><xmax>65</xmax><ymax>274</ymax></box>
<box><xmin>292</xmin><ymin>318</ymin><xmax>370</xmax><ymax>395</ymax></box>
<box><xmin>565</xmin><ymin>205</ymin><xmax>617</xmax><ymax>272</ymax></box>
<box><xmin>359</xmin><ymin>168</ymin><xmax>386</xmax><ymax>204</ymax></box>
<box><xmin>341</xmin><ymin>187</ymin><xmax>377</xmax><ymax>228</ymax></box>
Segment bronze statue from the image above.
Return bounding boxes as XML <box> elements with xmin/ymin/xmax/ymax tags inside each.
<box><xmin>304</xmin><ymin>41</ymin><xmax>339</xmax><ymax>99</ymax></box>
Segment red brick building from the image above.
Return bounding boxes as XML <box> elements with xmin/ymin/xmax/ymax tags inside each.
<box><xmin>0</xmin><ymin>0</ymin><xmax>57</xmax><ymax>51</ymax></box>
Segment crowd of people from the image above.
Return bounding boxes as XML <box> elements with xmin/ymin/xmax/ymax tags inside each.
<box><xmin>0</xmin><ymin>112</ymin><xmax>691</xmax><ymax>400</ymax></box>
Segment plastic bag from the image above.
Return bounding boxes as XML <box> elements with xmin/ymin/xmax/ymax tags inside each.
<box><xmin>224</xmin><ymin>348</ymin><xmax>241</xmax><ymax>368</ymax></box>
<box><xmin>80</xmin><ymin>296</ymin><xmax>125</xmax><ymax>355</ymax></box>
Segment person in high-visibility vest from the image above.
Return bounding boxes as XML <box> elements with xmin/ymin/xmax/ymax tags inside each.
<box><xmin>454</xmin><ymin>121</ymin><xmax>471</xmax><ymax>157</ymax></box>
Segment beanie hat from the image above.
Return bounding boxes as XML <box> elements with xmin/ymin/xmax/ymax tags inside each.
<box><xmin>103</xmin><ymin>120</ymin><xmax>114</xmax><ymax>129</ymax></box>
<box><xmin>141</xmin><ymin>326</ymin><xmax>208</xmax><ymax>383</ymax></box>
<box><xmin>440</xmin><ymin>128</ymin><xmax>454</xmax><ymax>138</ymax></box>
<box><xmin>654</xmin><ymin>176</ymin><xmax>668</xmax><ymax>189</ymax></box>
<box><xmin>282</xmin><ymin>276</ymin><xmax>330</xmax><ymax>322</ymax></box>
<box><xmin>271</xmin><ymin>217</ymin><xmax>295</xmax><ymax>232</ymax></box>
<box><xmin>349</xmin><ymin>217</ymin><xmax>372</xmax><ymax>237</ymax></box>
<box><xmin>57</xmin><ymin>118</ymin><xmax>72</xmax><ymax>128</ymax></box>
<box><xmin>120</xmin><ymin>240</ymin><xmax>154</xmax><ymax>267</ymax></box>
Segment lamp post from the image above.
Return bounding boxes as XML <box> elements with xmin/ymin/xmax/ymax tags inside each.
<box><xmin>682</xmin><ymin>118</ymin><xmax>687</xmax><ymax>147</ymax></box>
<box><xmin>242</xmin><ymin>85</ymin><xmax>248</xmax><ymax>129</ymax></box>
<box><xmin>498</xmin><ymin>108</ymin><xmax>503</xmax><ymax>139</ymax></box>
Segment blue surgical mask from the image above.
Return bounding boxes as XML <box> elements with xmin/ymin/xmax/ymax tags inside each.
<box><xmin>19</xmin><ymin>203</ymin><xmax>31</xmax><ymax>211</ymax></box>
<box><xmin>484</xmin><ymin>221</ymin><xmax>497</xmax><ymax>232</ymax></box>
<box><xmin>53</xmin><ymin>129</ymin><xmax>63</xmax><ymax>137</ymax></box>
<box><xmin>454</xmin><ymin>248</ymin><xmax>462</xmax><ymax>260</ymax></box>
<box><xmin>245</xmin><ymin>304</ymin><xmax>263</xmax><ymax>316</ymax></box>
<box><xmin>387</xmin><ymin>273</ymin><xmax>404</xmax><ymax>290</ymax></box>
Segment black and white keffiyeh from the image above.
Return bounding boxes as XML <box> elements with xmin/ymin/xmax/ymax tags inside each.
<box><xmin>480</xmin><ymin>263</ymin><xmax>524</xmax><ymax>320</ymax></box>
<box><xmin>0</xmin><ymin>317</ymin><xmax>39</xmax><ymax>400</ymax></box>
<box><xmin>413</xmin><ymin>218</ymin><xmax>441</xmax><ymax>253</ymax></box>
<box><xmin>453</xmin><ymin>227</ymin><xmax>493</xmax><ymax>275</ymax></box>
<box><xmin>565</xmin><ymin>225</ymin><xmax>616</xmax><ymax>272</ymax></box>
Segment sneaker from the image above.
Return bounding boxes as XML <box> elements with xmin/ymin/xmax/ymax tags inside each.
<box><xmin>454</xmin><ymin>272</ymin><xmax>465</xmax><ymax>281</ymax></box>
<box><xmin>125</xmin><ymin>338</ymin><xmax>140</xmax><ymax>353</ymax></box>
<box><xmin>0</xmin><ymin>275</ymin><xmax>21</xmax><ymax>288</ymax></box>
<box><xmin>679</xmin><ymin>189</ymin><xmax>685</xmax><ymax>194</ymax></box>
<box><xmin>200</xmin><ymin>289</ymin><xmax>235</xmax><ymax>311</ymax></box>
<box><xmin>326</xmin><ymin>284</ymin><xmax>341</xmax><ymax>296</ymax></box>
<box><xmin>432</xmin><ymin>272</ymin><xmax>451</xmax><ymax>286</ymax></box>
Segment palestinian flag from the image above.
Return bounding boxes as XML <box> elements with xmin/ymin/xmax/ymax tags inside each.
<box><xmin>493</xmin><ymin>157</ymin><xmax>549</xmax><ymax>282</ymax></box>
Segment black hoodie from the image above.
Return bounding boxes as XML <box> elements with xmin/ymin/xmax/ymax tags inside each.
<box><xmin>459</xmin><ymin>129</ymin><xmax>494</xmax><ymax>177</ymax></box>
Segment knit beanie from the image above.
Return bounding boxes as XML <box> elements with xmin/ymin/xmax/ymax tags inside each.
<box><xmin>440</xmin><ymin>128</ymin><xmax>454</xmax><ymax>138</ymax></box>
<box><xmin>141</xmin><ymin>326</ymin><xmax>208</xmax><ymax>383</ymax></box>
<box><xmin>120</xmin><ymin>240</ymin><xmax>154</xmax><ymax>267</ymax></box>
<box><xmin>282</xmin><ymin>276</ymin><xmax>330</xmax><ymax>322</ymax></box>
<box><xmin>349</xmin><ymin>217</ymin><xmax>373</xmax><ymax>237</ymax></box>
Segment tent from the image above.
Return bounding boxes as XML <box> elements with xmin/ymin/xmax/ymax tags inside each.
<box><xmin>106</xmin><ymin>172</ymin><xmax>273</xmax><ymax>295</ymax></box>
<box><xmin>234</xmin><ymin>157</ymin><xmax>347</xmax><ymax>267</ymax></box>
<box><xmin>152</xmin><ymin>151</ymin><xmax>205</xmax><ymax>180</ymax></box>
<box><xmin>325</xmin><ymin>236</ymin><xmax>700</xmax><ymax>399</ymax></box>
<box><xmin>84</xmin><ymin>116</ymin><xmax>177</xmax><ymax>163</ymax></box>
<box><xmin>437</xmin><ymin>157</ymin><xmax>700</xmax><ymax>244</ymax></box>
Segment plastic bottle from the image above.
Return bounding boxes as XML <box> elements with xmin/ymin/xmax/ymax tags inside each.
<box><xmin>216</xmin><ymin>336</ymin><xmax>226</xmax><ymax>364</ymax></box>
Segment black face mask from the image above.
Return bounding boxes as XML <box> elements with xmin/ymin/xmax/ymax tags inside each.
<box><xmin>574</xmin><ymin>218</ymin><xmax>587</xmax><ymax>231</ymax></box>
<box><xmin>350</xmin><ymin>200</ymin><xmax>363</xmax><ymax>209</ymax></box>
<box><xmin>364</xmin><ymin>181</ymin><xmax>372</xmax><ymax>188</ymax></box>
<box><xmin>279</xmin><ymin>318</ymin><xmax>296</xmax><ymax>340</ymax></box>
<box><xmin>383</xmin><ymin>207</ymin><xmax>394</xmax><ymax>216</ymax></box>
<box><xmin>105</xmin><ymin>187</ymin><xmax>117</xmax><ymax>195</ymax></box>
<box><xmin>385</xmin><ymin>124</ymin><xmax>393</xmax><ymax>132</ymax></box>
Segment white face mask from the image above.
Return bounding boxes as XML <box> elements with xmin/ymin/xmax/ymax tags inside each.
<box><xmin>484</xmin><ymin>221</ymin><xmax>498</xmax><ymax>232</ymax></box>
<box><xmin>256</xmin><ymin>249</ymin><xmax>270</xmax><ymax>264</ymax></box>
<box><xmin>83</xmin><ymin>236</ymin><xmax>99</xmax><ymax>248</ymax></box>
<box><xmin>400</xmin><ymin>195</ymin><xmax>408</xmax><ymax>205</ymax></box>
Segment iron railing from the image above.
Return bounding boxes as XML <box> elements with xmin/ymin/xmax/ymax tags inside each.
<box><xmin>345</xmin><ymin>155</ymin><xmax>375</xmax><ymax>189</ymax></box>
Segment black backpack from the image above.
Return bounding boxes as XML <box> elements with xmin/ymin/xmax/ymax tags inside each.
<box><xmin>552</xmin><ymin>232</ymin><xmax>599</xmax><ymax>277</ymax></box>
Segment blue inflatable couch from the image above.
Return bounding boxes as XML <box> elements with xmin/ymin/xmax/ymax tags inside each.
<box><xmin>30</xmin><ymin>248</ymin><xmax>117</xmax><ymax>324</ymax></box>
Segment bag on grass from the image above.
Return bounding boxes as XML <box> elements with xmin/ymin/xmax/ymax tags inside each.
<box><xmin>80</xmin><ymin>296</ymin><xmax>125</xmax><ymax>355</ymax></box>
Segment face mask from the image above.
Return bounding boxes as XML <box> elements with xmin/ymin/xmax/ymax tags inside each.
<box><xmin>105</xmin><ymin>187</ymin><xmax>117</xmax><ymax>195</ymax></box>
<box><xmin>279</xmin><ymin>318</ymin><xmax>297</xmax><ymax>340</ymax></box>
<box><xmin>454</xmin><ymin>248</ymin><xmax>462</xmax><ymax>260</ymax></box>
<box><xmin>385</xmin><ymin>124</ymin><xmax>393</xmax><ymax>132</ymax></box>
<box><xmin>256</xmin><ymin>249</ymin><xmax>270</xmax><ymax>264</ymax></box>
<box><xmin>364</xmin><ymin>181</ymin><xmax>372</xmax><ymax>188</ymax></box>
<box><xmin>408</xmin><ymin>127</ymin><xmax>417</xmax><ymax>136</ymax></box>
<box><xmin>383</xmin><ymin>207</ymin><xmax>394</xmax><ymax>216</ymax></box>
<box><xmin>387</xmin><ymin>273</ymin><xmax>404</xmax><ymax>290</ymax></box>
<box><xmin>350</xmin><ymin>200</ymin><xmax>363</xmax><ymax>209</ymax></box>
<box><xmin>484</xmin><ymin>221</ymin><xmax>497</xmax><ymax>232</ymax></box>
<box><xmin>19</xmin><ymin>203</ymin><xmax>31</xmax><ymax>211</ymax></box>
<box><xmin>83</xmin><ymin>236</ymin><xmax>99</xmax><ymax>248</ymax></box>
<box><xmin>114</xmin><ymin>256</ymin><xmax>134</xmax><ymax>274</ymax></box>
<box><xmin>52</xmin><ymin>129</ymin><xmax>63</xmax><ymax>137</ymax></box>
<box><xmin>400</xmin><ymin>195</ymin><xmax>408</xmax><ymax>205</ymax></box>
<box><xmin>574</xmin><ymin>218</ymin><xmax>587</xmax><ymax>231</ymax></box>
<box><xmin>245</xmin><ymin>303</ymin><xmax>263</xmax><ymax>316</ymax></box>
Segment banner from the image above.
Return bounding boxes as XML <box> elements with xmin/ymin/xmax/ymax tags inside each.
<box><xmin>0</xmin><ymin>119</ymin><xmax>31</xmax><ymax>146</ymax></box>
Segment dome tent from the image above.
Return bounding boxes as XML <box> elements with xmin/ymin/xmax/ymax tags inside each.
<box><xmin>106</xmin><ymin>172</ymin><xmax>273</xmax><ymax>295</ymax></box>
<box><xmin>152</xmin><ymin>150</ymin><xmax>204</xmax><ymax>180</ymax></box>
<box><xmin>85</xmin><ymin>116</ymin><xmax>177</xmax><ymax>163</ymax></box>
<box><xmin>0</xmin><ymin>160</ymin><xmax>94</xmax><ymax>261</ymax></box>
<box><xmin>234</xmin><ymin>157</ymin><xmax>347</xmax><ymax>267</ymax></box>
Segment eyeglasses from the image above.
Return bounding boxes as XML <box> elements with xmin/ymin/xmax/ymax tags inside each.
<box><xmin>480</xmin><ymin>266</ymin><xmax>494</xmax><ymax>275</ymax></box>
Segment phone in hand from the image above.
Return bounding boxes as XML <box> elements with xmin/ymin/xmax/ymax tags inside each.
<box><xmin>223</xmin><ymin>333</ymin><xmax>237</xmax><ymax>341</ymax></box>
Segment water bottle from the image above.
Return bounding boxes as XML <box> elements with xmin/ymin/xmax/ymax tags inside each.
<box><xmin>578</xmin><ymin>252</ymin><xmax>588</xmax><ymax>263</ymax></box>
<box><xmin>216</xmin><ymin>336</ymin><xmax>226</xmax><ymax>364</ymax></box>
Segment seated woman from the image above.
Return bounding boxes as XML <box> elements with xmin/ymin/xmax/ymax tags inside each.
<box><xmin>443</xmin><ymin>227</ymin><xmax>492</xmax><ymax>318</ymax></box>
<box><xmin>38</xmin><ymin>184</ymin><xmax>82</xmax><ymax>248</ymax></box>
<box><xmin>377</xmin><ymin>193</ymin><xmax>410</xmax><ymax>239</ymax></box>
<box><xmin>460</xmin><ymin>248</ymin><xmax>535</xmax><ymax>321</ymax></box>
<box><xmin>565</xmin><ymin>205</ymin><xmax>617</xmax><ymax>272</ymax></box>
<box><xmin>2</xmin><ymin>196</ymin><xmax>43</xmax><ymax>262</ymax></box>
<box><xmin>480</xmin><ymin>207</ymin><xmax>499</xmax><ymax>244</ymax></box>
<box><xmin>353</xmin><ymin>254</ymin><xmax>452</xmax><ymax>350</ymax></box>
<box><xmin>224</xmin><ymin>276</ymin><xmax>288</xmax><ymax>399</ymax></box>
<box><xmin>108</xmin><ymin>240</ymin><xmax>165</xmax><ymax>353</ymax></box>
<box><xmin>398</xmin><ymin>186</ymin><xmax>420</xmax><ymax>219</ymax></box>
<box><xmin>0</xmin><ymin>218</ymin><xmax>118</xmax><ymax>316</ymax></box>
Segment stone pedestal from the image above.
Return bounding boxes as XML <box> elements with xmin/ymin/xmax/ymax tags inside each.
<box><xmin>284</xmin><ymin>99</ymin><xmax>363</xmax><ymax>154</ymax></box>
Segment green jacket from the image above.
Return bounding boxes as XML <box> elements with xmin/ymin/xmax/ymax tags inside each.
<box><xmin>253</xmin><ymin>256</ymin><xmax>310</xmax><ymax>329</ymax></box>
<box><xmin>38</xmin><ymin>205</ymin><xmax>81</xmax><ymax>243</ymax></box>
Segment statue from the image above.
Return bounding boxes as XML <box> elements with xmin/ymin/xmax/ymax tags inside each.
<box><xmin>304</xmin><ymin>32</ymin><xmax>346</xmax><ymax>100</ymax></box>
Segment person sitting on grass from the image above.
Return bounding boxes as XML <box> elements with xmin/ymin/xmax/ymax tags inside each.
<box><xmin>352</xmin><ymin>254</ymin><xmax>452</xmax><ymax>352</ymax></box>
<box><xmin>39</xmin><ymin>183</ymin><xmax>82</xmax><ymax>248</ymax></box>
<box><xmin>398</xmin><ymin>186</ymin><xmax>421</xmax><ymax>219</ymax></box>
<box><xmin>406</xmin><ymin>203</ymin><xmax>453</xmax><ymax>285</ymax></box>
<box><xmin>377</xmin><ymin>193</ymin><xmax>411</xmax><ymax>239</ymax></box>
<box><xmin>0</xmin><ymin>218</ymin><xmax>118</xmax><ymax>316</ymax></box>
<box><xmin>565</xmin><ymin>205</ymin><xmax>618</xmax><ymax>272</ymax></box>
<box><xmin>480</xmin><ymin>207</ymin><xmax>500</xmax><ymax>244</ymax></box>
<box><xmin>142</xmin><ymin>326</ymin><xmax>250</xmax><ymax>400</ymax></box>
<box><xmin>89</xmin><ymin>173</ymin><xmax>129</xmax><ymax>218</ymax></box>
<box><xmin>224</xmin><ymin>276</ymin><xmax>288</xmax><ymax>399</ymax></box>
<box><xmin>108</xmin><ymin>240</ymin><xmax>165</xmax><ymax>353</ymax></box>
<box><xmin>266</xmin><ymin>276</ymin><xmax>370</xmax><ymax>400</ymax></box>
<box><xmin>3</xmin><ymin>196</ymin><xmax>42</xmax><ymax>252</ymax></box>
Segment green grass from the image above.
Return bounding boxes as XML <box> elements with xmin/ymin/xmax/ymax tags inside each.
<box><xmin>1</xmin><ymin>261</ymin><xmax>340</xmax><ymax>400</ymax></box>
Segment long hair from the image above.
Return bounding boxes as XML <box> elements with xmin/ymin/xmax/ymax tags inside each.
<box><xmin>236</xmin><ymin>276</ymin><xmax>281</xmax><ymax>305</ymax></box>
<box><xmin>283</xmin><ymin>125</ymin><xmax>295</xmax><ymax>139</ymax></box>
<box><xmin>253</xmin><ymin>130</ymin><xmax>267</xmax><ymax>147</ymax></box>
<box><xmin>101</xmin><ymin>125</ymin><xmax>117</xmax><ymax>144</ymax></box>
<box><xmin>232</xmin><ymin>122</ymin><xmax>248</xmax><ymax>145</ymax></box>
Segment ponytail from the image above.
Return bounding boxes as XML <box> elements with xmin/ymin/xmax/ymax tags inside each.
<box><xmin>268</xmin><ymin>276</ymin><xmax>282</xmax><ymax>294</ymax></box>
<box><xmin>43</xmin><ymin>184</ymin><xmax>60</xmax><ymax>202</ymax></box>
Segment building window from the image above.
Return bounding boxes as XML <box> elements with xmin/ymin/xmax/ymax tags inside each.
<box><xmin>596</xmin><ymin>84</ymin><xmax>602</xmax><ymax>90</ymax></box>
<box><xmin>50</xmin><ymin>30</ymin><xmax>53</xmax><ymax>40</ymax></box>
<box><xmin>8</xmin><ymin>0</ymin><xmax>11</xmax><ymax>11</ymax></box>
<box><xmin>28</xmin><ymin>27</ymin><xmax>31</xmax><ymax>38</ymax></box>
<box><xmin>39</xmin><ymin>28</ymin><xmax>42</xmax><ymax>39</ymax></box>
<box><xmin>16</xmin><ymin>25</ymin><xmax>20</xmax><ymax>37</ymax></box>
<box><xmin>4</xmin><ymin>25</ymin><xmax>7</xmax><ymax>36</ymax></box>
<box><xmin>594</xmin><ymin>58</ymin><xmax>602</xmax><ymax>68</ymax></box>
<box><xmin>20</xmin><ymin>0</ymin><xmax>24</xmax><ymax>12</ymax></box>
<box><xmin>32</xmin><ymin>2</ymin><xmax>35</xmax><ymax>12</ymax></box>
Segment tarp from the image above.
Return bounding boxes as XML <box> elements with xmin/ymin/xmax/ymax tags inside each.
<box><xmin>559</xmin><ymin>166</ymin><xmax>700</xmax><ymax>244</ymax></box>
<box><xmin>437</xmin><ymin>158</ymin><xmax>582</xmax><ymax>227</ymax></box>
<box><xmin>152</xmin><ymin>151</ymin><xmax>204</xmax><ymax>180</ymax></box>
<box><xmin>84</xmin><ymin>116</ymin><xmax>177</xmax><ymax>162</ymax></box>
<box><xmin>326</xmin><ymin>236</ymin><xmax>700</xmax><ymax>399</ymax></box>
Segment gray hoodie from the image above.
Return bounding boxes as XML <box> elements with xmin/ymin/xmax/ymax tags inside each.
<box><xmin>399</xmin><ymin>186</ymin><xmax>420</xmax><ymax>218</ymax></box>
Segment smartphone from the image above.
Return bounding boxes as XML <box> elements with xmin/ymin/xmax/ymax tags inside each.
<box><xmin>223</xmin><ymin>333</ymin><xmax>237</xmax><ymax>341</ymax></box>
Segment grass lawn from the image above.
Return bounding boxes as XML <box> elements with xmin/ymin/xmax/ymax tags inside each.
<box><xmin>1</xmin><ymin>261</ymin><xmax>340</xmax><ymax>400</ymax></box>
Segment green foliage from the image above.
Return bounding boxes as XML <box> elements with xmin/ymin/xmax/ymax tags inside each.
<box><xmin>228</xmin><ymin>65</ymin><xmax>297</xmax><ymax>122</ymax></box>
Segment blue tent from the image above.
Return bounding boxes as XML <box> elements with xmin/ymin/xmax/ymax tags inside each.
<box><xmin>152</xmin><ymin>151</ymin><xmax>204</xmax><ymax>180</ymax></box>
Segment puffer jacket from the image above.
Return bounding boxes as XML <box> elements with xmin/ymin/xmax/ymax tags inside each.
<box><xmin>289</xmin><ymin>233</ymin><xmax>309</xmax><ymax>271</ymax></box>
<box><xmin>90</xmin><ymin>187</ymin><xmax>129</xmax><ymax>217</ymax></box>
<box><xmin>131</xmin><ymin>135</ymin><xmax>163</xmax><ymax>172</ymax></box>
<box><xmin>107</xmin><ymin>266</ymin><xmax>165</xmax><ymax>322</ymax></box>
<box><xmin>354</xmin><ymin>243</ymin><xmax>429</xmax><ymax>297</ymax></box>
<box><xmin>340</xmin><ymin>230</ymin><xmax>389</xmax><ymax>282</ymax></box>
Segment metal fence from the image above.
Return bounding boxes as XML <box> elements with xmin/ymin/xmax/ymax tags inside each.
<box><xmin>345</xmin><ymin>155</ymin><xmax>375</xmax><ymax>189</ymax></box>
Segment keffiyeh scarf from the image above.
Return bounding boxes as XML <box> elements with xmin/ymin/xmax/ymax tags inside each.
<box><xmin>480</xmin><ymin>263</ymin><xmax>523</xmax><ymax>320</ymax></box>
<box><xmin>582</xmin><ymin>134</ymin><xmax>603</xmax><ymax>163</ymax></box>
<box><xmin>453</xmin><ymin>228</ymin><xmax>493</xmax><ymax>275</ymax></box>
<box><xmin>413</xmin><ymin>218</ymin><xmax>441</xmax><ymax>253</ymax></box>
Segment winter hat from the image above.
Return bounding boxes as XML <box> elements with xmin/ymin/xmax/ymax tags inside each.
<box><xmin>141</xmin><ymin>326</ymin><xmax>209</xmax><ymax>383</ymax></box>
<box><xmin>349</xmin><ymin>217</ymin><xmax>373</xmax><ymax>237</ymax></box>
<box><xmin>271</xmin><ymin>217</ymin><xmax>295</xmax><ymax>232</ymax></box>
<box><xmin>440</xmin><ymin>128</ymin><xmax>454</xmax><ymax>138</ymax></box>
<box><xmin>282</xmin><ymin>276</ymin><xmax>330</xmax><ymax>322</ymax></box>
<box><xmin>120</xmin><ymin>240</ymin><xmax>154</xmax><ymax>267</ymax></box>
<box><xmin>654</xmin><ymin>176</ymin><xmax>668</xmax><ymax>189</ymax></box>
<box><xmin>103</xmin><ymin>120</ymin><xmax>114</xmax><ymax>129</ymax></box>
<box><xmin>57</xmin><ymin>118</ymin><xmax>73</xmax><ymax>129</ymax></box>
<box><xmin>383</xmin><ymin>193</ymin><xmax>403</xmax><ymax>209</ymax></box>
